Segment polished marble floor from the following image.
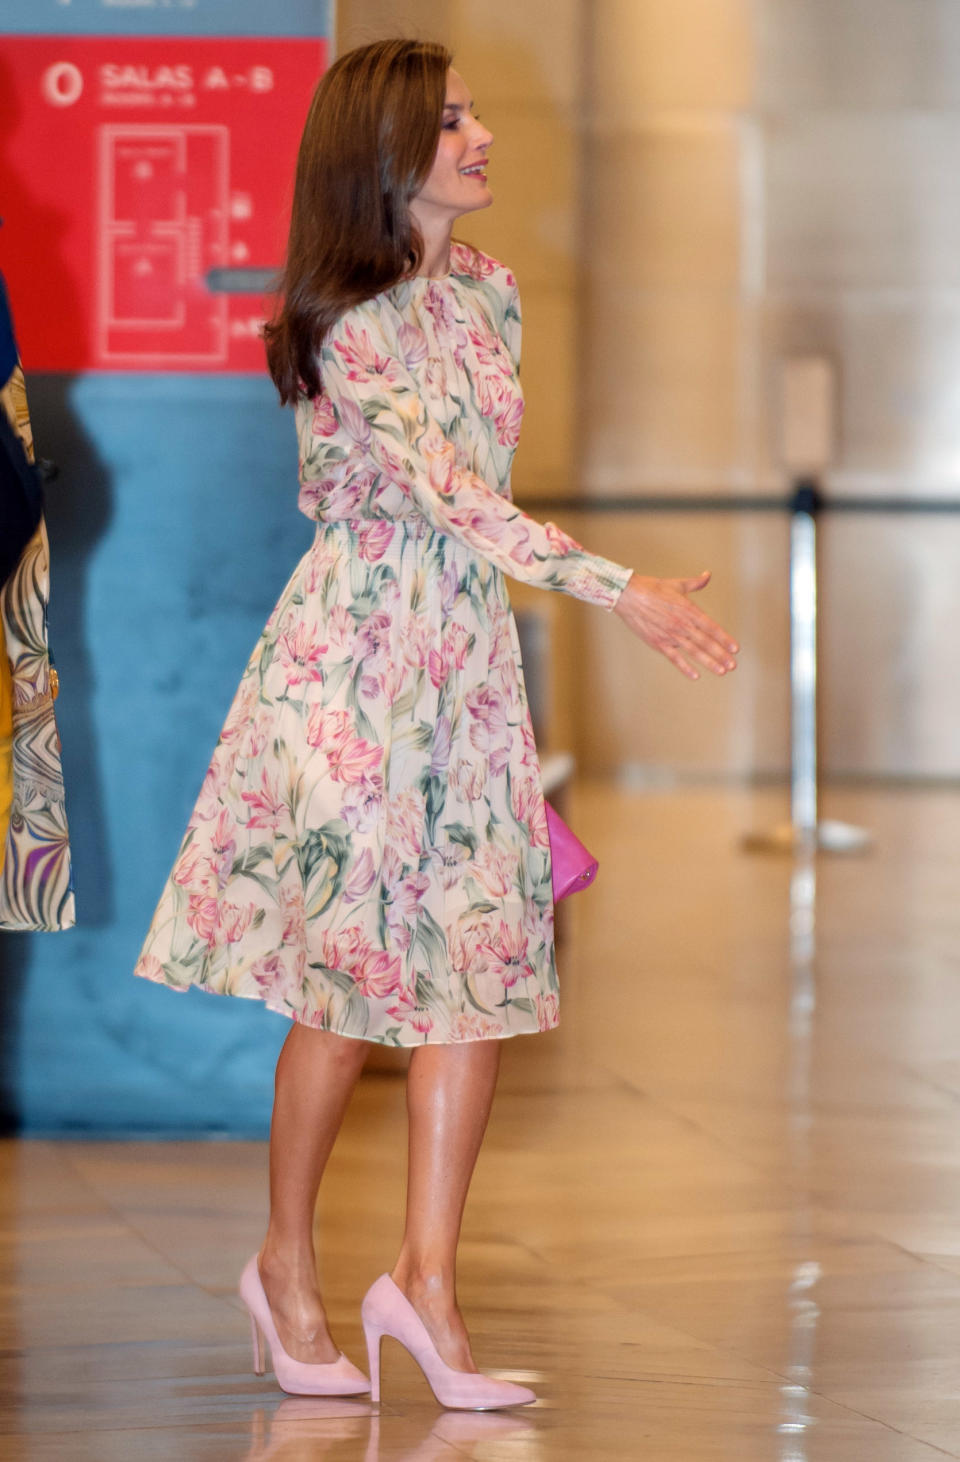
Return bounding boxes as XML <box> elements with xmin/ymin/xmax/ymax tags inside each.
<box><xmin>3</xmin><ymin>785</ymin><xmax>960</xmax><ymax>1460</ymax></box>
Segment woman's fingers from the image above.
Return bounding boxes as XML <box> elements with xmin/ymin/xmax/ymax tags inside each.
<box><xmin>668</xmin><ymin>631</ymin><xmax>730</xmax><ymax>678</ymax></box>
<box><xmin>669</xmin><ymin>583</ymin><xmax>740</xmax><ymax>657</ymax></box>
<box><xmin>667</xmin><ymin>592</ymin><xmax>740</xmax><ymax>661</ymax></box>
<box><xmin>646</xmin><ymin>606</ymin><xmax>736</xmax><ymax>672</ymax></box>
<box><xmin>688</xmin><ymin>619</ymin><xmax>739</xmax><ymax>670</ymax></box>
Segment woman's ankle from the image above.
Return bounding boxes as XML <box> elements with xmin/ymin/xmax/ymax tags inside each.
<box><xmin>391</xmin><ymin>1257</ymin><xmax>457</xmax><ymax>1305</ymax></box>
<box><xmin>259</xmin><ymin>1235</ymin><xmax>318</xmax><ymax>1285</ymax></box>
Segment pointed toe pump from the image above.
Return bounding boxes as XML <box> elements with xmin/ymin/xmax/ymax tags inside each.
<box><xmin>239</xmin><ymin>1254</ymin><xmax>370</xmax><ymax>1397</ymax></box>
<box><xmin>360</xmin><ymin>1273</ymin><xmax>537</xmax><ymax>1411</ymax></box>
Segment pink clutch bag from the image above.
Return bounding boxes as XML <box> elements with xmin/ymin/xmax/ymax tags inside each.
<box><xmin>545</xmin><ymin>801</ymin><xmax>599</xmax><ymax>901</ymax></box>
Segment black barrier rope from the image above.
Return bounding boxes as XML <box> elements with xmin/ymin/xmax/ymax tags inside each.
<box><xmin>516</xmin><ymin>491</ymin><xmax>960</xmax><ymax>514</ymax></box>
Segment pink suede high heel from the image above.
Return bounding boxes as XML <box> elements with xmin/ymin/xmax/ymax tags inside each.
<box><xmin>239</xmin><ymin>1254</ymin><xmax>370</xmax><ymax>1396</ymax></box>
<box><xmin>360</xmin><ymin>1273</ymin><xmax>537</xmax><ymax>1410</ymax></box>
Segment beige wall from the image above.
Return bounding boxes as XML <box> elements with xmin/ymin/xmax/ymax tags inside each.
<box><xmin>337</xmin><ymin>2</ymin><xmax>960</xmax><ymax>778</ymax></box>
<box><xmin>577</xmin><ymin>1</ymin><xmax>782</xmax><ymax>777</ymax></box>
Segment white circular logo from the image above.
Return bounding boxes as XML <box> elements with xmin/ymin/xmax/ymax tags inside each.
<box><xmin>42</xmin><ymin>62</ymin><xmax>84</xmax><ymax>108</ymax></box>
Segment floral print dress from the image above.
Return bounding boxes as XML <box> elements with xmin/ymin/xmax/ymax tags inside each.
<box><xmin>135</xmin><ymin>242</ymin><xmax>631</xmax><ymax>1045</ymax></box>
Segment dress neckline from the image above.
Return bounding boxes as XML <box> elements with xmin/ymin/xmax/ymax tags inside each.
<box><xmin>405</xmin><ymin>269</ymin><xmax>455</xmax><ymax>285</ymax></box>
<box><xmin>405</xmin><ymin>241</ymin><xmax>479</xmax><ymax>286</ymax></box>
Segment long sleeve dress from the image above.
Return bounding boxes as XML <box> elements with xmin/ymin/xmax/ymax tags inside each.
<box><xmin>134</xmin><ymin>242</ymin><xmax>632</xmax><ymax>1045</ymax></box>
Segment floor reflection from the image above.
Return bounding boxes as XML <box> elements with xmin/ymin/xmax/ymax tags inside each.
<box><xmin>779</xmin><ymin>852</ymin><xmax>819</xmax><ymax>1460</ymax></box>
<box><xmin>778</xmin><ymin>1259</ymin><xmax>821</xmax><ymax>1459</ymax></box>
<box><xmin>243</xmin><ymin>1399</ymin><xmax>540</xmax><ymax>1461</ymax></box>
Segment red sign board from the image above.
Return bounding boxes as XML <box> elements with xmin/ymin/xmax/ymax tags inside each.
<box><xmin>0</xmin><ymin>37</ymin><xmax>326</xmax><ymax>371</ymax></box>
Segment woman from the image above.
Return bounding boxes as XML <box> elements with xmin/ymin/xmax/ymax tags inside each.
<box><xmin>135</xmin><ymin>39</ymin><xmax>738</xmax><ymax>1408</ymax></box>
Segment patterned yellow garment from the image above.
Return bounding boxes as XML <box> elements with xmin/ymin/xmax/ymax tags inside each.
<box><xmin>0</xmin><ymin>364</ymin><xmax>74</xmax><ymax>929</ymax></box>
<box><xmin>135</xmin><ymin>245</ymin><xmax>629</xmax><ymax>1044</ymax></box>
<box><xmin>0</xmin><ymin>624</ymin><xmax>12</xmax><ymax>874</ymax></box>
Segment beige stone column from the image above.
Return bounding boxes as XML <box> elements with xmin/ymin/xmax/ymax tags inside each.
<box><xmin>573</xmin><ymin>1</ymin><xmax>788</xmax><ymax>778</ymax></box>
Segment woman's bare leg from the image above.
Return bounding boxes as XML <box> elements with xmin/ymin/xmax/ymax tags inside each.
<box><xmin>390</xmin><ymin>1040</ymin><xmax>502</xmax><ymax>1371</ymax></box>
<box><xmin>258</xmin><ymin>1023</ymin><xmax>370</xmax><ymax>1363</ymax></box>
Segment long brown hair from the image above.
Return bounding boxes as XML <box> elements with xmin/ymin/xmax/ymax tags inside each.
<box><xmin>264</xmin><ymin>38</ymin><xmax>451</xmax><ymax>404</ymax></box>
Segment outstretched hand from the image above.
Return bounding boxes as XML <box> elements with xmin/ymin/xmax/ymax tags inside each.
<box><xmin>613</xmin><ymin>571</ymin><xmax>739</xmax><ymax>681</ymax></box>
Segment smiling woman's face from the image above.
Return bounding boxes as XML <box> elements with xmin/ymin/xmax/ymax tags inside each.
<box><xmin>411</xmin><ymin>68</ymin><xmax>494</xmax><ymax>226</ymax></box>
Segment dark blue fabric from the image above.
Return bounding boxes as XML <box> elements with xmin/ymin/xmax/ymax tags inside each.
<box><xmin>0</xmin><ymin>275</ymin><xmax>19</xmax><ymax>390</ymax></box>
<box><xmin>0</xmin><ymin>275</ymin><xmax>43</xmax><ymax>587</ymax></box>
<box><xmin>0</xmin><ymin>408</ymin><xmax>43</xmax><ymax>587</ymax></box>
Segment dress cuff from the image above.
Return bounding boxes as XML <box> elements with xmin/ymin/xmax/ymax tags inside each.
<box><xmin>565</xmin><ymin>553</ymin><xmax>633</xmax><ymax>610</ymax></box>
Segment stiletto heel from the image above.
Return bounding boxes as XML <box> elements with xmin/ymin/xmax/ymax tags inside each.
<box><xmin>365</xmin><ymin>1327</ymin><xmax>382</xmax><ymax>1404</ymax></box>
<box><xmin>250</xmin><ymin>1311</ymin><xmax>265</xmax><ymax>1376</ymax></box>
<box><xmin>360</xmin><ymin>1274</ymin><xmax>536</xmax><ymax>1411</ymax></box>
<box><xmin>239</xmin><ymin>1254</ymin><xmax>370</xmax><ymax>1396</ymax></box>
